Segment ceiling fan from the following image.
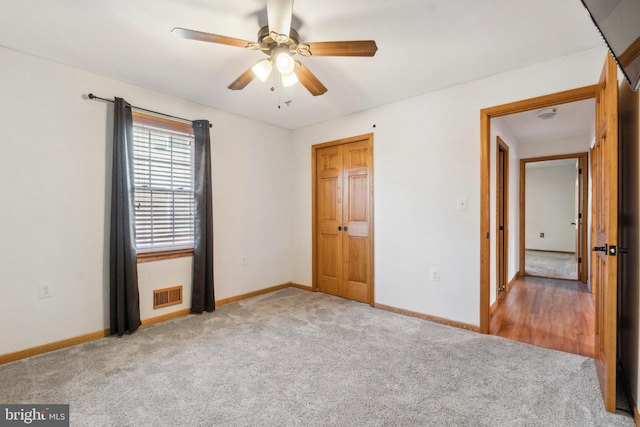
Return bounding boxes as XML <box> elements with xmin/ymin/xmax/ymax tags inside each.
<box><xmin>171</xmin><ymin>0</ymin><xmax>378</xmax><ymax>96</ymax></box>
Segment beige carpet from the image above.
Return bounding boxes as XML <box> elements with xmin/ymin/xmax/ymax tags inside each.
<box><xmin>0</xmin><ymin>288</ymin><xmax>633</xmax><ymax>426</ymax></box>
<box><xmin>525</xmin><ymin>249</ymin><xmax>578</xmax><ymax>280</ymax></box>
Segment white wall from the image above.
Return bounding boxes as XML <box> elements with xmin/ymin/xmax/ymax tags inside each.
<box><xmin>489</xmin><ymin>121</ymin><xmax>521</xmax><ymax>304</ymax></box>
<box><xmin>0</xmin><ymin>44</ymin><xmax>609</xmax><ymax>354</ymax></box>
<box><xmin>0</xmin><ymin>46</ymin><xmax>293</xmax><ymax>355</ymax></box>
<box><xmin>290</xmin><ymin>47</ymin><xmax>607</xmax><ymax>326</ymax></box>
<box><xmin>525</xmin><ymin>162</ymin><xmax>577</xmax><ymax>252</ymax></box>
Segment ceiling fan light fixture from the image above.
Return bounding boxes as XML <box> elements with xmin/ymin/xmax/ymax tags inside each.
<box><xmin>252</xmin><ymin>59</ymin><xmax>273</xmax><ymax>82</ymax></box>
<box><xmin>281</xmin><ymin>71</ymin><xmax>299</xmax><ymax>87</ymax></box>
<box><xmin>274</xmin><ymin>49</ymin><xmax>295</xmax><ymax>75</ymax></box>
<box><xmin>173</xmin><ymin>0</ymin><xmax>376</xmax><ymax>97</ymax></box>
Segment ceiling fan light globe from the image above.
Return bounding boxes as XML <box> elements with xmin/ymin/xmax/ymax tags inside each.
<box><xmin>281</xmin><ymin>71</ymin><xmax>299</xmax><ymax>87</ymax></box>
<box><xmin>252</xmin><ymin>59</ymin><xmax>273</xmax><ymax>82</ymax></box>
<box><xmin>275</xmin><ymin>51</ymin><xmax>295</xmax><ymax>75</ymax></box>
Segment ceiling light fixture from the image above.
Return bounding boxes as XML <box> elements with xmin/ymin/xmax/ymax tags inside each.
<box><xmin>251</xmin><ymin>46</ymin><xmax>299</xmax><ymax>88</ymax></box>
<box><xmin>536</xmin><ymin>108</ymin><xmax>557</xmax><ymax>120</ymax></box>
<box><xmin>251</xmin><ymin>59</ymin><xmax>273</xmax><ymax>82</ymax></box>
<box><xmin>172</xmin><ymin>0</ymin><xmax>377</xmax><ymax>97</ymax></box>
<box><xmin>281</xmin><ymin>71</ymin><xmax>299</xmax><ymax>87</ymax></box>
<box><xmin>274</xmin><ymin>47</ymin><xmax>295</xmax><ymax>75</ymax></box>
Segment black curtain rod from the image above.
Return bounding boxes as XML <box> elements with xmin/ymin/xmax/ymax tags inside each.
<box><xmin>87</xmin><ymin>93</ymin><xmax>212</xmax><ymax>128</ymax></box>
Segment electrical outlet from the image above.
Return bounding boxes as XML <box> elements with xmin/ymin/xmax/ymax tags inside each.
<box><xmin>430</xmin><ymin>269</ymin><xmax>440</xmax><ymax>282</ymax></box>
<box><xmin>38</xmin><ymin>281</ymin><xmax>53</xmax><ymax>299</ymax></box>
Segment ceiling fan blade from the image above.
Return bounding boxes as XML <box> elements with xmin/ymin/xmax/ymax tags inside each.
<box><xmin>300</xmin><ymin>41</ymin><xmax>378</xmax><ymax>57</ymax></box>
<box><xmin>228</xmin><ymin>67</ymin><xmax>257</xmax><ymax>90</ymax></box>
<box><xmin>171</xmin><ymin>27</ymin><xmax>254</xmax><ymax>49</ymax></box>
<box><xmin>294</xmin><ymin>61</ymin><xmax>327</xmax><ymax>96</ymax></box>
<box><xmin>267</xmin><ymin>0</ymin><xmax>293</xmax><ymax>42</ymax></box>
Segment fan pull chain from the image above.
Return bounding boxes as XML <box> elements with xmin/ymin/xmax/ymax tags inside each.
<box><xmin>275</xmin><ymin>70</ymin><xmax>283</xmax><ymax>109</ymax></box>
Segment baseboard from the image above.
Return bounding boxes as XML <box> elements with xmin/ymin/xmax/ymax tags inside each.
<box><xmin>0</xmin><ymin>329</ymin><xmax>111</xmax><ymax>365</ymax></box>
<box><xmin>375</xmin><ymin>303</ymin><xmax>480</xmax><ymax>332</ymax></box>
<box><xmin>634</xmin><ymin>404</ymin><xmax>640</xmax><ymax>427</ymax></box>
<box><xmin>215</xmin><ymin>282</ymin><xmax>313</xmax><ymax>307</ymax></box>
<box><xmin>0</xmin><ymin>282</ymin><xmax>314</xmax><ymax>365</ymax></box>
<box><xmin>141</xmin><ymin>308</ymin><xmax>192</xmax><ymax>327</ymax></box>
<box><xmin>0</xmin><ymin>308</ymin><xmax>193</xmax><ymax>365</ymax></box>
<box><xmin>289</xmin><ymin>282</ymin><xmax>314</xmax><ymax>292</ymax></box>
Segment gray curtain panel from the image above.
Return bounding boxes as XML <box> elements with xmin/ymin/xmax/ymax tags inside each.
<box><xmin>191</xmin><ymin>120</ymin><xmax>215</xmax><ymax>313</ymax></box>
<box><xmin>109</xmin><ymin>97</ymin><xmax>141</xmax><ymax>335</ymax></box>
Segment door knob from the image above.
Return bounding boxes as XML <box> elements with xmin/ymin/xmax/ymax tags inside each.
<box><xmin>344</xmin><ymin>226</ymin><xmax>348</xmax><ymax>231</ymax></box>
<box><xmin>338</xmin><ymin>226</ymin><xmax>342</xmax><ymax>231</ymax></box>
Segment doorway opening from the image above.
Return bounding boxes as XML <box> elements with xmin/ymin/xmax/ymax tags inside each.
<box><xmin>479</xmin><ymin>85</ymin><xmax>597</xmax><ymax>333</ymax></box>
<box><xmin>481</xmin><ymin>55</ymin><xmax>620</xmax><ymax>412</ymax></box>
<box><xmin>487</xmin><ymin>104</ymin><xmax>593</xmax><ymax>358</ymax></box>
<box><xmin>520</xmin><ymin>153</ymin><xmax>589</xmax><ymax>284</ymax></box>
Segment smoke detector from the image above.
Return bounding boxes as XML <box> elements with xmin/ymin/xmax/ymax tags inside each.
<box><xmin>536</xmin><ymin>108</ymin><xmax>557</xmax><ymax>120</ymax></box>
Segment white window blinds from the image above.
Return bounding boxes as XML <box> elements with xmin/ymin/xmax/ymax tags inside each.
<box><xmin>132</xmin><ymin>112</ymin><xmax>195</xmax><ymax>252</ymax></box>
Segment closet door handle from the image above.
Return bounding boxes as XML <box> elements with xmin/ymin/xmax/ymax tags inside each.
<box><xmin>338</xmin><ymin>226</ymin><xmax>342</xmax><ymax>231</ymax></box>
<box><xmin>344</xmin><ymin>226</ymin><xmax>348</xmax><ymax>231</ymax></box>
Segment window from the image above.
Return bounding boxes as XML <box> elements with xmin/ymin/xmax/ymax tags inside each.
<box><xmin>132</xmin><ymin>112</ymin><xmax>195</xmax><ymax>260</ymax></box>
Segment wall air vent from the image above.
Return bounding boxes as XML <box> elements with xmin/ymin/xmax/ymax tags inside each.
<box><xmin>153</xmin><ymin>285</ymin><xmax>182</xmax><ymax>309</ymax></box>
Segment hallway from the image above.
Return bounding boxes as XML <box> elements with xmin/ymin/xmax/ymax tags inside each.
<box><xmin>490</xmin><ymin>276</ymin><xmax>594</xmax><ymax>357</ymax></box>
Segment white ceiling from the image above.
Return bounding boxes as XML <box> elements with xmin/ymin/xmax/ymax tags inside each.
<box><xmin>493</xmin><ymin>98</ymin><xmax>595</xmax><ymax>144</ymax></box>
<box><xmin>0</xmin><ymin>0</ymin><xmax>604</xmax><ymax>129</ymax></box>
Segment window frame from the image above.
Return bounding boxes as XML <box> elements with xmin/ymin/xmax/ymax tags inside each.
<box><xmin>131</xmin><ymin>111</ymin><xmax>195</xmax><ymax>263</ymax></box>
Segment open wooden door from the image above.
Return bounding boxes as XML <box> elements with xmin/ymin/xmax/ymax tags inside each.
<box><xmin>591</xmin><ymin>54</ymin><xmax>619</xmax><ymax>413</ymax></box>
<box><xmin>496</xmin><ymin>137</ymin><xmax>509</xmax><ymax>295</ymax></box>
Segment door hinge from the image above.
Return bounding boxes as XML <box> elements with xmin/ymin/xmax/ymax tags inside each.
<box><xmin>578</xmin><ymin>257</ymin><xmax>582</xmax><ymax>263</ymax></box>
<box><xmin>579</xmin><ymin>168</ymin><xmax>582</xmax><ymax>174</ymax></box>
<box><xmin>578</xmin><ymin>213</ymin><xmax>582</xmax><ymax>219</ymax></box>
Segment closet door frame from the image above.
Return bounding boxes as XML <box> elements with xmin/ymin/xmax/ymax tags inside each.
<box><xmin>312</xmin><ymin>133</ymin><xmax>375</xmax><ymax>306</ymax></box>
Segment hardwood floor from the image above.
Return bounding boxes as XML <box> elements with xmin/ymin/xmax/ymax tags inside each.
<box><xmin>490</xmin><ymin>276</ymin><xmax>595</xmax><ymax>358</ymax></box>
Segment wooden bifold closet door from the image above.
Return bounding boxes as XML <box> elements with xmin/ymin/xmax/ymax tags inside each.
<box><xmin>314</xmin><ymin>134</ymin><xmax>373</xmax><ymax>304</ymax></box>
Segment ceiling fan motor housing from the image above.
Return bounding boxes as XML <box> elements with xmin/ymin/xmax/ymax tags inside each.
<box><xmin>257</xmin><ymin>26</ymin><xmax>307</xmax><ymax>56</ymax></box>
